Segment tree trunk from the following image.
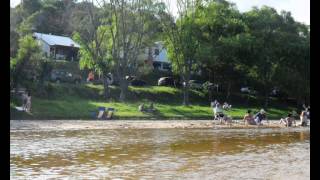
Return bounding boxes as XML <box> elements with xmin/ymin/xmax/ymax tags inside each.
<box><xmin>208</xmin><ymin>87</ymin><xmax>212</xmax><ymax>102</ymax></box>
<box><xmin>103</xmin><ymin>76</ymin><xmax>109</xmax><ymax>101</ymax></box>
<box><xmin>264</xmin><ymin>92</ymin><xmax>269</xmax><ymax>108</ymax></box>
<box><xmin>183</xmin><ymin>62</ymin><xmax>191</xmax><ymax>106</ymax></box>
<box><xmin>226</xmin><ymin>82</ymin><xmax>231</xmax><ymax>101</ymax></box>
<box><xmin>212</xmin><ymin>70</ymin><xmax>215</xmax><ymax>85</ymax></box>
<box><xmin>183</xmin><ymin>83</ymin><xmax>190</xmax><ymax>106</ymax></box>
<box><xmin>119</xmin><ymin>78</ymin><xmax>128</xmax><ymax>102</ymax></box>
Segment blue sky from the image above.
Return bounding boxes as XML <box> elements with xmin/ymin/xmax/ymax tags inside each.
<box><xmin>10</xmin><ymin>0</ymin><xmax>310</xmax><ymax>25</ymax></box>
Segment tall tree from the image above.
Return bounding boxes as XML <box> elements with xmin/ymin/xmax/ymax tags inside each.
<box><xmin>194</xmin><ymin>0</ymin><xmax>247</xmax><ymax>100</ymax></box>
<box><xmin>242</xmin><ymin>6</ymin><xmax>310</xmax><ymax>107</ymax></box>
<box><xmin>159</xmin><ymin>0</ymin><xmax>200</xmax><ymax>106</ymax></box>
<box><xmin>20</xmin><ymin>0</ymin><xmax>42</xmax><ymax>17</ymax></box>
<box><xmin>10</xmin><ymin>35</ymin><xmax>43</xmax><ymax>89</ymax></box>
<box><xmin>73</xmin><ymin>0</ymin><xmax>111</xmax><ymax>100</ymax></box>
<box><xmin>99</xmin><ymin>0</ymin><xmax>160</xmax><ymax>101</ymax></box>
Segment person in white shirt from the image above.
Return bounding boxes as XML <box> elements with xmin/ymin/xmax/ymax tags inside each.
<box><xmin>25</xmin><ymin>91</ymin><xmax>32</xmax><ymax>113</ymax></box>
<box><xmin>213</xmin><ymin>104</ymin><xmax>224</xmax><ymax>122</ymax></box>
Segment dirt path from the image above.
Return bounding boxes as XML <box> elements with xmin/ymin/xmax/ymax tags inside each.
<box><xmin>10</xmin><ymin>120</ymin><xmax>308</xmax><ymax>131</ymax></box>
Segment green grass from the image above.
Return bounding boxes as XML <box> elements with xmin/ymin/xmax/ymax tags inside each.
<box><xmin>10</xmin><ymin>83</ymin><xmax>295</xmax><ymax>120</ymax></box>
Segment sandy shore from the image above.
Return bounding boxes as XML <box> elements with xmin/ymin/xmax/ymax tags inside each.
<box><xmin>10</xmin><ymin>120</ymin><xmax>309</xmax><ymax>131</ymax></box>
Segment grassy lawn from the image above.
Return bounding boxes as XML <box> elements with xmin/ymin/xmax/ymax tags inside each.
<box><xmin>10</xmin><ymin>83</ymin><xmax>296</xmax><ymax>120</ymax></box>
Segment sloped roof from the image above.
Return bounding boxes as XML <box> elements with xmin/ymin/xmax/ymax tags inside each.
<box><xmin>33</xmin><ymin>32</ymin><xmax>80</xmax><ymax>48</ymax></box>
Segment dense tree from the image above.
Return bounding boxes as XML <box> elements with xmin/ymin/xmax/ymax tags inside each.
<box><xmin>10</xmin><ymin>35</ymin><xmax>43</xmax><ymax>89</ymax></box>
<box><xmin>242</xmin><ymin>6</ymin><xmax>310</xmax><ymax>107</ymax></box>
<box><xmin>101</xmin><ymin>0</ymin><xmax>162</xmax><ymax>101</ymax></box>
<box><xmin>194</xmin><ymin>0</ymin><xmax>248</xmax><ymax>100</ymax></box>
<box><xmin>10</xmin><ymin>7</ymin><xmax>23</xmax><ymax>57</ymax></box>
<box><xmin>159</xmin><ymin>0</ymin><xmax>201</xmax><ymax>106</ymax></box>
<box><xmin>73</xmin><ymin>0</ymin><xmax>111</xmax><ymax>100</ymax></box>
<box><xmin>20</xmin><ymin>0</ymin><xmax>42</xmax><ymax>17</ymax></box>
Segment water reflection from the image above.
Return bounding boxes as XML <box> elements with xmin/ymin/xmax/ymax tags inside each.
<box><xmin>11</xmin><ymin>128</ymin><xmax>309</xmax><ymax>179</ymax></box>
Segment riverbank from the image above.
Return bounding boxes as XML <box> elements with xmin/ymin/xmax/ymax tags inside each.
<box><xmin>10</xmin><ymin>84</ymin><xmax>296</xmax><ymax>120</ymax></box>
<box><xmin>10</xmin><ymin>120</ymin><xmax>309</xmax><ymax>131</ymax></box>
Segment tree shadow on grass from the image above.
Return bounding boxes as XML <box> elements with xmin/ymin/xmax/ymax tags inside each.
<box><xmin>140</xmin><ymin>109</ymin><xmax>166</xmax><ymax>119</ymax></box>
<box><xmin>266</xmin><ymin>109</ymin><xmax>288</xmax><ymax>119</ymax></box>
<box><xmin>169</xmin><ymin>108</ymin><xmax>211</xmax><ymax>119</ymax></box>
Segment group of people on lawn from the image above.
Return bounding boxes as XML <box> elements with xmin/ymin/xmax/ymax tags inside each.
<box><xmin>212</xmin><ymin>100</ymin><xmax>310</xmax><ymax>127</ymax></box>
<box><xmin>94</xmin><ymin>97</ymin><xmax>310</xmax><ymax>126</ymax></box>
<box><xmin>138</xmin><ymin>103</ymin><xmax>156</xmax><ymax>113</ymax></box>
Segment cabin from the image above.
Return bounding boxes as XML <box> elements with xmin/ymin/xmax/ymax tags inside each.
<box><xmin>152</xmin><ymin>42</ymin><xmax>171</xmax><ymax>71</ymax></box>
<box><xmin>33</xmin><ymin>32</ymin><xmax>80</xmax><ymax>61</ymax></box>
<box><xmin>140</xmin><ymin>41</ymin><xmax>172</xmax><ymax>72</ymax></box>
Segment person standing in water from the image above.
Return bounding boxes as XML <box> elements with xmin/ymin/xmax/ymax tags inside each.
<box><xmin>25</xmin><ymin>91</ymin><xmax>32</xmax><ymax>113</ymax></box>
<box><xmin>300</xmin><ymin>109</ymin><xmax>308</xmax><ymax>126</ymax></box>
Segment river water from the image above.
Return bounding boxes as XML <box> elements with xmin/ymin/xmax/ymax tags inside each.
<box><xmin>10</xmin><ymin>128</ymin><xmax>309</xmax><ymax>179</ymax></box>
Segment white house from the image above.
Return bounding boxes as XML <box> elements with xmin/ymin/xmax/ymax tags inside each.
<box><xmin>139</xmin><ymin>41</ymin><xmax>171</xmax><ymax>71</ymax></box>
<box><xmin>33</xmin><ymin>32</ymin><xmax>80</xmax><ymax>61</ymax></box>
<box><xmin>152</xmin><ymin>41</ymin><xmax>171</xmax><ymax>71</ymax></box>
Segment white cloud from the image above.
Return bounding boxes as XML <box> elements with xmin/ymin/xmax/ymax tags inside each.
<box><xmin>10</xmin><ymin>0</ymin><xmax>21</xmax><ymax>8</ymax></box>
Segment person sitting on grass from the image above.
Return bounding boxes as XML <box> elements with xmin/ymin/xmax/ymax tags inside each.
<box><xmin>222</xmin><ymin>102</ymin><xmax>232</xmax><ymax>110</ymax></box>
<box><xmin>254</xmin><ymin>109</ymin><xmax>267</xmax><ymax>125</ymax></box>
<box><xmin>87</xmin><ymin>71</ymin><xmax>94</xmax><ymax>82</ymax></box>
<box><xmin>138</xmin><ymin>104</ymin><xmax>145</xmax><ymax>112</ymax></box>
<box><xmin>147</xmin><ymin>103</ymin><xmax>156</xmax><ymax>113</ymax></box>
<box><xmin>139</xmin><ymin>103</ymin><xmax>156</xmax><ymax>113</ymax></box>
<box><xmin>243</xmin><ymin>110</ymin><xmax>256</xmax><ymax>125</ymax></box>
<box><xmin>279</xmin><ymin>113</ymin><xmax>296</xmax><ymax>127</ymax></box>
<box><xmin>211</xmin><ymin>100</ymin><xmax>219</xmax><ymax>108</ymax></box>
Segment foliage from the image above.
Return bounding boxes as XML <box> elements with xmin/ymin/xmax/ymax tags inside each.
<box><xmin>10</xmin><ymin>35</ymin><xmax>43</xmax><ymax>89</ymax></box>
<box><xmin>241</xmin><ymin>6</ymin><xmax>310</xmax><ymax>106</ymax></box>
<box><xmin>159</xmin><ymin>0</ymin><xmax>202</xmax><ymax>106</ymax></box>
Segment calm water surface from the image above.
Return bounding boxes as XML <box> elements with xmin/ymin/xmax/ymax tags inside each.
<box><xmin>10</xmin><ymin>128</ymin><xmax>309</xmax><ymax>179</ymax></box>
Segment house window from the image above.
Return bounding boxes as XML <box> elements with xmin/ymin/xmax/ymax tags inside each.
<box><xmin>153</xmin><ymin>62</ymin><xmax>161</xmax><ymax>70</ymax></box>
<box><xmin>162</xmin><ymin>63</ymin><xmax>171</xmax><ymax>71</ymax></box>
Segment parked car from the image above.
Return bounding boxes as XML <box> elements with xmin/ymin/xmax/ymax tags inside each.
<box><xmin>126</xmin><ymin>76</ymin><xmax>146</xmax><ymax>86</ymax></box>
<box><xmin>269</xmin><ymin>88</ymin><xmax>288</xmax><ymax>99</ymax></box>
<box><xmin>125</xmin><ymin>75</ymin><xmax>136</xmax><ymax>81</ymax></box>
<box><xmin>240</xmin><ymin>87</ymin><xmax>257</xmax><ymax>95</ymax></box>
<box><xmin>50</xmin><ymin>69</ymin><xmax>82</xmax><ymax>84</ymax></box>
<box><xmin>158</xmin><ymin>77</ymin><xmax>175</xmax><ymax>87</ymax></box>
<box><xmin>189</xmin><ymin>80</ymin><xmax>203</xmax><ymax>90</ymax></box>
<box><xmin>130</xmin><ymin>79</ymin><xmax>146</xmax><ymax>86</ymax></box>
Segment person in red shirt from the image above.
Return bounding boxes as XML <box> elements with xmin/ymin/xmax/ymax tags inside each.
<box><xmin>87</xmin><ymin>71</ymin><xmax>94</xmax><ymax>82</ymax></box>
